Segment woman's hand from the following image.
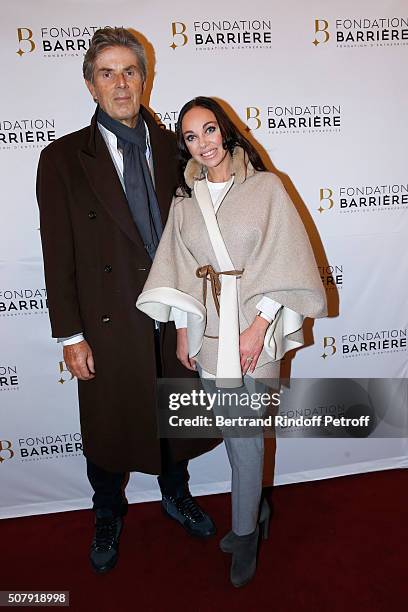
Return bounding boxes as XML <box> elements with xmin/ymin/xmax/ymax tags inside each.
<box><xmin>176</xmin><ymin>327</ymin><xmax>197</xmax><ymax>371</ymax></box>
<box><xmin>240</xmin><ymin>315</ymin><xmax>269</xmax><ymax>375</ymax></box>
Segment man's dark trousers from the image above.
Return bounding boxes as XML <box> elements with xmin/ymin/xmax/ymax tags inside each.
<box><xmin>87</xmin><ymin>449</ymin><xmax>189</xmax><ymax>516</ymax></box>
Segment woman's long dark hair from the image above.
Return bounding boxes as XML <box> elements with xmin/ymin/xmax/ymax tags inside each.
<box><xmin>175</xmin><ymin>96</ymin><xmax>267</xmax><ymax>197</ymax></box>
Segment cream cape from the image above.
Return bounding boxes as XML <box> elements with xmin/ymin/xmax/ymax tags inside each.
<box><xmin>136</xmin><ymin>147</ymin><xmax>327</xmax><ymax>386</ymax></box>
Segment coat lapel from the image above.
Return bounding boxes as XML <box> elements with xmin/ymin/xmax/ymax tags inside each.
<box><xmin>78</xmin><ymin>109</ymin><xmax>148</xmax><ymax>252</ymax></box>
<box><xmin>142</xmin><ymin>107</ymin><xmax>176</xmax><ymax>225</ymax></box>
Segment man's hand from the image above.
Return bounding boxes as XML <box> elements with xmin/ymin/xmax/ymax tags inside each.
<box><xmin>63</xmin><ymin>340</ymin><xmax>95</xmax><ymax>380</ymax></box>
<box><xmin>240</xmin><ymin>315</ymin><xmax>269</xmax><ymax>375</ymax></box>
<box><xmin>176</xmin><ymin>328</ymin><xmax>196</xmax><ymax>371</ymax></box>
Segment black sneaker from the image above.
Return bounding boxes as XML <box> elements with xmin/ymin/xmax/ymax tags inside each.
<box><xmin>89</xmin><ymin>511</ymin><xmax>123</xmax><ymax>573</ymax></box>
<box><xmin>161</xmin><ymin>493</ymin><xmax>216</xmax><ymax>538</ymax></box>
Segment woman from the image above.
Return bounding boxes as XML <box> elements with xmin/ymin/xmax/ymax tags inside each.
<box><xmin>137</xmin><ymin>97</ymin><xmax>327</xmax><ymax>586</ymax></box>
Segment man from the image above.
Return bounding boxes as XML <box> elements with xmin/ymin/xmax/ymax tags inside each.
<box><xmin>36</xmin><ymin>27</ymin><xmax>216</xmax><ymax>574</ymax></box>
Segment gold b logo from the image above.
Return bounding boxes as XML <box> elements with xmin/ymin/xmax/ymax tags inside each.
<box><xmin>170</xmin><ymin>22</ymin><xmax>188</xmax><ymax>50</ymax></box>
<box><xmin>58</xmin><ymin>361</ymin><xmax>74</xmax><ymax>385</ymax></box>
<box><xmin>318</xmin><ymin>188</ymin><xmax>334</xmax><ymax>213</ymax></box>
<box><xmin>0</xmin><ymin>440</ymin><xmax>14</xmax><ymax>463</ymax></box>
<box><xmin>321</xmin><ymin>337</ymin><xmax>336</xmax><ymax>359</ymax></box>
<box><xmin>313</xmin><ymin>19</ymin><xmax>330</xmax><ymax>46</ymax></box>
<box><xmin>246</xmin><ymin>107</ymin><xmax>262</xmax><ymax>130</ymax></box>
<box><xmin>16</xmin><ymin>28</ymin><xmax>36</xmax><ymax>56</ymax></box>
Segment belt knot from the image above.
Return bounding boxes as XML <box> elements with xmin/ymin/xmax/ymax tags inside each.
<box><xmin>196</xmin><ymin>265</ymin><xmax>244</xmax><ymax>318</ymax></box>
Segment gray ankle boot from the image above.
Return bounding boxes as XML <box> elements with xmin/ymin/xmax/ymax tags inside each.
<box><xmin>230</xmin><ymin>525</ymin><xmax>259</xmax><ymax>588</ymax></box>
<box><xmin>220</xmin><ymin>498</ymin><xmax>270</xmax><ymax>554</ymax></box>
<box><xmin>219</xmin><ymin>530</ymin><xmax>239</xmax><ymax>553</ymax></box>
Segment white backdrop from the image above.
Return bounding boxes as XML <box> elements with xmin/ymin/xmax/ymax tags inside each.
<box><xmin>1</xmin><ymin>0</ymin><xmax>407</xmax><ymax>518</ymax></box>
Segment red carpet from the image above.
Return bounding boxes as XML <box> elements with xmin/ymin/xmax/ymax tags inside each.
<box><xmin>1</xmin><ymin>470</ymin><xmax>406</xmax><ymax>611</ymax></box>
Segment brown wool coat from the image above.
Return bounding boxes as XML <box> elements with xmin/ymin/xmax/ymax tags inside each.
<box><xmin>36</xmin><ymin>106</ymin><xmax>217</xmax><ymax>473</ymax></box>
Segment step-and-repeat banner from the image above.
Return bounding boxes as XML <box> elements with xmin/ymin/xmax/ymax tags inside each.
<box><xmin>1</xmin><ymin>0</ymin><xmax>407</xmax><ymax>518</ymax></box>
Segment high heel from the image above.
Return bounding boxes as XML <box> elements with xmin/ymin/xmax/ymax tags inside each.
<box><xmin>219</xmin><ymin>498</ymin><xmax>270</xmax><ymax>554</ymax></box>
<box><xmin>259</xmin><ymin>498</ymin><xmax>271</xmax><ymax>540</ymax></box>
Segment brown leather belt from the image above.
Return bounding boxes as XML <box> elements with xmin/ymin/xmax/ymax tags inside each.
<box><xmin>196</xmin><ymin>265</ymin><xmax>244</xmax><ymax>339</ymax></box>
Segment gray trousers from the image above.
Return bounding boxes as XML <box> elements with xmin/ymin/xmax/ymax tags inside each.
<box><xmin>198</xmin><ymin>366</ymin><xmax>275</xmax><ymax>536</ymax></box>
<box><xmin>223</xmin><ymin>431</ymin><xmax>264</xmax><ymax>535</ymax></box>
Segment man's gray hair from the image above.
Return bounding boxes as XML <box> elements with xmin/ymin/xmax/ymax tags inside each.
<box><xmin>83</xmin><ymin>27</ymin><xmax>147</xmax><ymax>83</ymax></box>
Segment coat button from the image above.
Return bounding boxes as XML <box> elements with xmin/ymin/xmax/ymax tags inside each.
<box><xmin>101</xmin><ymin>315</ymin><xmax>111</xmax><ymax>323</ymax></box>
<box><xmin>104</xmin><ymin>265</ymin><xmax>112</xmax><ymax>273</ymax></box>
<box><xmin>88</xmin><ymin>210</ymin><xmax>97</xmax><ymax>219</ymax></box>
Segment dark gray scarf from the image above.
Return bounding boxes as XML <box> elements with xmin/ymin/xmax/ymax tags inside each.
<box><xmin>98</xmin><ymin>107</ymin><xmax>163</xmax><ymax>260</ymax></box>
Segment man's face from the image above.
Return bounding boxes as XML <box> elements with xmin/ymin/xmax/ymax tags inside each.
<box><xmin>86</xmin><ymin>45</ymin><xmax>145</xmax><ymax>128</ymax></box>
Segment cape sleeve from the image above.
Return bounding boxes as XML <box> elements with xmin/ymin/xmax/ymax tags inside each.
<box><xmin>136</xmin><ymin>197</ymin><xmax>206</xmax><ymax>357</ymax></box>
<box><xmin>240</xmin><ymin>174</ymin><xmax>327</xmax><ymax>360</ymax></box>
